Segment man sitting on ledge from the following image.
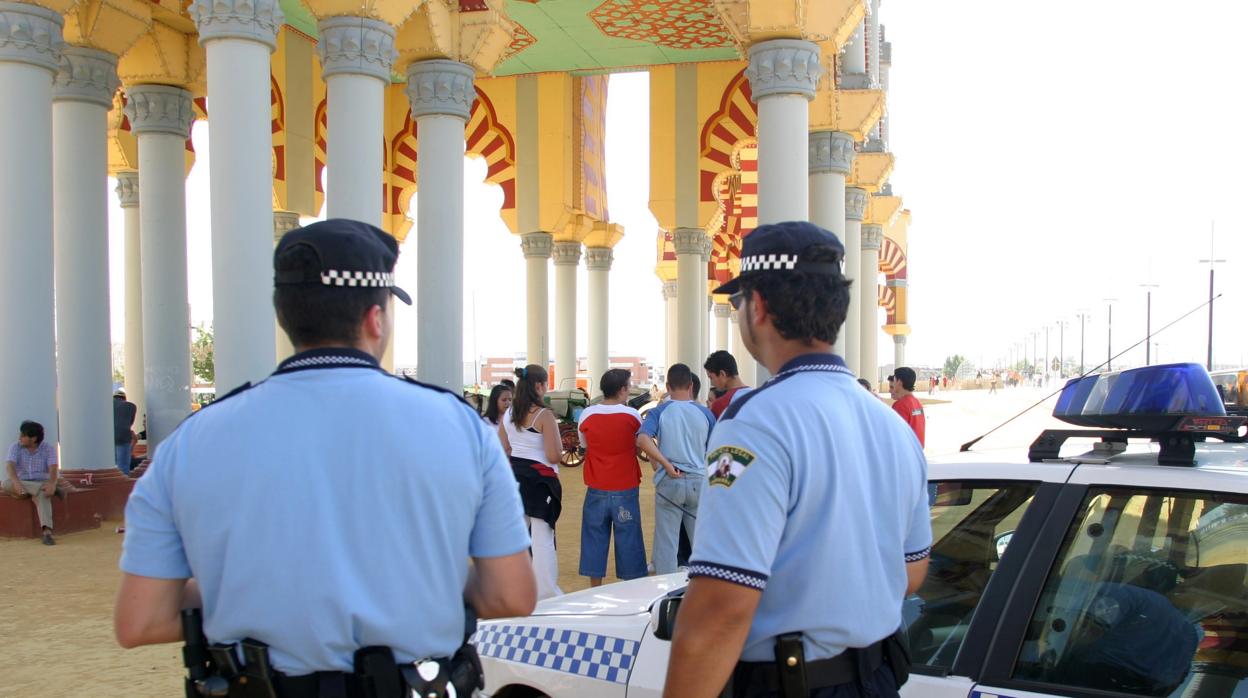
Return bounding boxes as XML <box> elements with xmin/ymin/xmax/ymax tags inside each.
<box><xmin>4</xmin><ymin>420</ymin><xmax>65</xmax><ymax>545</ymax></box>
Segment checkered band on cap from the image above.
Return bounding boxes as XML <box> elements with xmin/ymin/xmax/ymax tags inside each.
<box><xmin>320</xmin><ymin>270</ymin><xmax>395</xmax><ymax>288</ymax></box>
<box><xmin>739</xmin><ymin>254</ymin><xmax>799</xmax><ymax>273</ymax></box>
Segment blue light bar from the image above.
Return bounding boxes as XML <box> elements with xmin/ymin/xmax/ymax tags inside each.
<box><xmin>1053</xmin><ymin>363</ymin><xmax>1226</xmax><ymax>430</ymax></box>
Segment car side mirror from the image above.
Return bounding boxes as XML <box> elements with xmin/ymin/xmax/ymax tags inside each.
<box><xmin>994</xmin><ymin>531</ymin><xmax>1015</xmax><ymax>561</ymax></box>
<box><xmin>653</xmin><ymin>595</ymin><xmax>682</xmax><ymax>641</ymax></box>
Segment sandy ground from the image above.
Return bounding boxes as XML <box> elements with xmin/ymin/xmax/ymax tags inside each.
<box><xmin>0</xmin><ymin>385</ymin><xmax>1063</xmax><ymax>697</ymax></box>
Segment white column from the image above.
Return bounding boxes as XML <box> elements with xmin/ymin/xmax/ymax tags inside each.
<box><xmin>747</xmin><ymin>39</ymin><xmax>822</xmax><ymax>381</ymax></box>
<box><xmin>553</xmin><ymin>241</ymin><xmax>580</xmax><ymax>391</ymax></box>
<box><xmin>116</xmin><ymin>172</ymin><xmax>145</xmax><ymax>425</ymax></box>
<box><xmin>273</xmin><ymin>210</ymin><xmax>301</xmax><ymax>361</ymax></box>
<box><xmin>842</xmin><ymin>20</ymin><xmax>867</xmax><ymax>78</ymax></box>
<box><xmin>714</xmin><ymin>303</ymin><xmax>731</xmax><ymax>352</ymax></box>
<box><xmin>0</xmin><ymin>3</ymin><xmax>63</xmax><ymax>449</ymax></box>
<box><xmin>844</xmin><ymin>187</ymin><xmax>868</xmax><ymax>375</ymax></box>
<box><xmin>521</xmin><ymin>233</ymin><xmax>552</xmax><ymax>367</ymax></box>
<box><xmin>315</xmin><ymin>16</ymin><xmax>394</xmax><ymax>224</ymax></box>
<box><xmin>860</xmin><ymin>224</ymin><xmax>883</xmax><ymax>386</ymax></box>
<box><xmin>406</xmin><ymin>59</ymin><xmax>474</xmax><ymax>390</ymax></box>
<box><xmin>662</xmin><ymin>280</ymin><xmax>678</xmax><ymax>370</ymax></box>
<box><xmin>673</xmin><ymin>228</ymin><xmax>706</xmax><ymax>371</ymax></box>
<box><xmin>699</xmin><ymin>238</ymin><xmax>712</xmax><ymax>365</ymax></box>
<box><xmin>53</xmin><ymin>47</ymin><xmax>119</xmax><ymax>470</ymax></box>
<box><xmin>809</xmin><ymin>131</ymin><xmax>855</xmax><ymax>358</ymax></box>
<box><xmin>190</xmin><ymin>0</ymin><xmax>283</xmax><ymax>393</ymax></box>
<box><xmin>123</xmin><ymin>84</ymin><xmax>195</xmax><ymax>448</ymax></box>
<box><xmin>586</xmin><ymin>247</ymin><xmax>612</xmax><ymax>398</ymax></box>
<box><xmin>733</xmin><ymin>314</ymin><xmax>756</xmax><ymax>386</ymax></box>
<box><xmin>894</xmin><ymin>334</ymin><xmax>906</xmax><ymax>371</ymax></box>
<box><xmin>866</xmin><ymin>0</ymin><xmax>882</xmax><ymax>86</ymax></box>
<box><xmin>878</xmin><ymin>37</ymin><xmax>891</xmax><ymax>146</ymax></box>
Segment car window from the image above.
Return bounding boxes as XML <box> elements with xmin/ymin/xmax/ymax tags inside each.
<box><xmin>1013</xmin><ymin>487</ymin><xmax>1248</xmax><ymax>696</ymax></box>
<box><xmin>904</xmin><ymin>480</ymin><xmax>1039</xmax><ymax>671</ymax></box>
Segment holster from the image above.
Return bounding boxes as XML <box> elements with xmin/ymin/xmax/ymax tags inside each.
<box><xmin>773</xmin><ymin>633</ymin><xmax>808</xmax><ymax>698</ymax></box>
<box><xmin>883</xmin><ymin>629</ymin><xmax>912</xmax><ymax>689</ymax></box>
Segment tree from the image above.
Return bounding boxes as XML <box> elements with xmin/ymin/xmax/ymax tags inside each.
<box><xmin>943</xmin><ymin>354</ymin><xmax>967</xmax><ymax>379</ymax></box>
<box><xmin>191</xmin><ymin>323</ymin><xmax>214</xmax><ymax>385</ymax></box>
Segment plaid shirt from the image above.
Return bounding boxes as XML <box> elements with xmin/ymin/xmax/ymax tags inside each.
<box><xmin>6</xmin><ymin>441</ymin><xmax>57</xmax><ymax>481</ymax></box>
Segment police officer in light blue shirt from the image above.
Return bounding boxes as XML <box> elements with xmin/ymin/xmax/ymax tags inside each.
<box><xmin>663</xmin><ymin>221</ymin><xmax>931</xmax><ymax>698</ymax></box>
<box><xmin>114</xmin><ymin>219</ymin><xmax>536</xmax><ymax>697</ymax></box>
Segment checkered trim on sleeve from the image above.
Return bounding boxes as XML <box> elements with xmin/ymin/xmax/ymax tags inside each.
<box><xmin>739</xmin><ymin>254</ymin><xmax>799</xmax><ymax>273</ymax></box>
<box><xmin>687</xmin><ymin>561</ymin><xmax>768</xmax><ymax>590</ymax></box>
<box><xmin>320</xmin><ymin>269</ymin><xmax>395</xmax><ymax>288</ymax></box>
<box><xmin>905</xmin><ymin>547</ymin><xmax>931</xmax><ymax>563</ymax></box>
<box><xmin>471</xmin><ymin>625</ymin><xmax>639</xmax><ymax>684</ymax></box>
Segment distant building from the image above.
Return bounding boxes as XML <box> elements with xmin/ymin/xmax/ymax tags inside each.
<box><xmin>479</xmin><ymin>355</ymin><xmax>652</xmax><ymax>391</ymax></box>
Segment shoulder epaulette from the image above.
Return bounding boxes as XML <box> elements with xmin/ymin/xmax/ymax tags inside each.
<box><xmin>393</xmin><ymin>374</ymin><xmax>481</xmax><ymax>416</ymax></box>
<box><xmin>178</xmin><ymin>380</ymin><xmax>257</xmax><ymax>424</ymax></box>
<box><xmin>720</xmin><ymin>376</ymin><xmax>794</xmax><ymax>421</ymax></box>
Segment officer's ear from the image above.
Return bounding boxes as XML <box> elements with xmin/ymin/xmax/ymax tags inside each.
<box><xmin>746</xmin><ymin>288</ymin><xmax>769</xmax><ymax>326</ymax></box>
<box><xmin>361</xmin><ymin>303</ymin><xmax>386</xmax><ymax>341</ymax></box>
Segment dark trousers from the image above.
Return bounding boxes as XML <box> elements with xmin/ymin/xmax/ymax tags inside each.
<box><xmin>732</xmin><ymin>664</ymin><xmax>899</xmax><ymax>698</ymax></box>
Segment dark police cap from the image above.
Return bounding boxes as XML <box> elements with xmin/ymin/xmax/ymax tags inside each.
<box><xmin>712</xmin><ymin>220</ymin><xmax>845</xmax><ymax>296</ymax></box>
<box><xmin>274</xmin><ymin>218</ymin><xmax>411</xmax><ymax>305</ymax></box>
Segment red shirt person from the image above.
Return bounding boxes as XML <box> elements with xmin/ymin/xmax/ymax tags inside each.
<box><xmin>576</xmin><ymin>369</ymin><xmax>646</xmax><ymax>587</ymax></box>
<box><xmin>888</xmin><ymin>366</ymin><xmax>926</xmax><ymax>447</ymax></box>
<box><xmin>703</xmin><ymin>350</ymin><xmax>752</xmax><ymax>419</ymax></box>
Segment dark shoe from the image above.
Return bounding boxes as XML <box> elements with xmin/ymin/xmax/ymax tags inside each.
<box><xmin>54</xmin><ymin>484</ymin><xmax>69</xmax><ymax>501</ymax></box>
<box><xmin>41</xmin><ymin>531</ymin><xmax>55</xmax><ymax>546</ymax></box>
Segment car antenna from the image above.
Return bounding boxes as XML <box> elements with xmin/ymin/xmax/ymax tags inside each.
<box><xmin>959</xmin><ymin>294</ymin><xmax>1223</xmax><ymax>452</ymax></box>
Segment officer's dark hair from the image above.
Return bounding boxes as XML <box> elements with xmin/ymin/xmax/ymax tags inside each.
<box><xmin>739</xmin><ymin>243</ymin><xmax>851</xmax><ymax>346</ymax></box>
<box><xmin>703</xmin><ymin>350</ymin><xmax>739</xmax><ymax>377</ymax></box>
<box><xmin>484</xmin><ymin>383</ymin><xmax>512</xmax><ymax>424</ymax></box>
<box><xmin>511</xmin><ymin>364</ymin><xmax>548</xmax><ymax>428</ymax></box>
<box><xmin>599</xmin><ymin>369</ymin><xmax>632</xmax><ymax>399</ymax></box>
<box><xmin>19</xmin><ymin>420</ymin><xmax>44</xmax><ymax>444</ymax></box>
<box><xmin>666</xmin><ymin>363</ymin><xmax>694</xmax><ymax>391</ymax></box>
<box><xmin>272</xmin><ymin>243</ymin><xmax>390</xmax><ymax>347</ymax></box>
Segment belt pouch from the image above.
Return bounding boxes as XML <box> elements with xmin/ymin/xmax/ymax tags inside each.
<box><xmin>354</xmin><ymin>646</ymin><xmax>404</xmax><ymax>698</ymax></box>
<box><xmin>884</xmin><ymin>629</ymin><xmax>912</xmax><ymax>688</ymax></box>
<box><xmin>773</xmin><ymin>633</ymin><xmax>808</xmax><ymax>698</ymax></box>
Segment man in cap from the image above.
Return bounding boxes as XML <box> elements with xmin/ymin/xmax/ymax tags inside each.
<box><xmin>888</xmin><ymin>367</ymin><xmax>925</xmax><ymax>447</ymax></box>
<box><xmin>663</xmin><ymin>221</ymin><xmax>931</xmax><ymax>698</ymax></box>
<box><xmin>114</xmin><ymin>219</ymin><xmax>535</xmax><ymax>697</ymax></box>
<box><xmin>112</xmin><ymin>388</ymin><xmax>137</xmax><ymax>474</ymax></box>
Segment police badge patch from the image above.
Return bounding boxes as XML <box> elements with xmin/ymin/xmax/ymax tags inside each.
<box><xmin>707</xmin><ymin>446</ymin><xmax>755</xmax><ymax>487</ymax></box>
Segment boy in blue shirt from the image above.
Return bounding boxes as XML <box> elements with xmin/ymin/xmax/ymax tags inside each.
<box><xmin>637</xmin><ymin>363</ymin><xmax>716</xmax><ymax>574</ymax></box>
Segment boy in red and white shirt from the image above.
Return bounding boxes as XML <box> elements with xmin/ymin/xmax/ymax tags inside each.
<box><xmin>888</xmin><ymin>366</ymin><xmax>926</xmax><ymax>447</ymax></box>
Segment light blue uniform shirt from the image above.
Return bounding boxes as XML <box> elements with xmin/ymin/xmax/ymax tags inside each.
<box><xmin>120</xmin><ymin>348</ymin><xmax>530</xmax><ymax>675</ymax></box>
<box><xmin>639</xmin><ymin>399</ymin><xmax>716</xmax><ymax>474</ymax></box>
<box><xmin>691</xmin><ymin>353</ymin><xmax>930</xmax><ymax>662</ymax></box>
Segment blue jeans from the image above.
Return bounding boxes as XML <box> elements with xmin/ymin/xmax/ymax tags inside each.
<box><xmin>115</xmin><ymin>444</ymin><xmax>131</xmax><ymax>474</ymax></box>
<box><xmin>579</xmin><ymin>487</ymin><xmax>647</xmax><ymax>580</ymax></box>
<box><xmin>653</xmin><ymin>472</ymin><xmax>703</xmax><ymax>574</ymax></box>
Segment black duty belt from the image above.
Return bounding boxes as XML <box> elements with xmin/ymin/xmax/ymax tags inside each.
<box><xmin>731</xmin><ymin>638</ymin><xmax>887</xmax><ymax>695</ymax></box>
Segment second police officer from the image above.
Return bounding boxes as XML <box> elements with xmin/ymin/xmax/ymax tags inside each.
<box><xmin>663</xmin><ymin>221</ymin><xmax>932</xmax><ymax>698</ymax></box>
<box><xmin>114</xmin><ymin>219</ymin><xmax>537</xmax><ymax>697</ymax></box>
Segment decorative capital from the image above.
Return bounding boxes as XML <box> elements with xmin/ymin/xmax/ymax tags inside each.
<box><xmin>746</xmin><ymin>39</ymin><xmax>823</xmax><ymax>102</ymax></box>
<box><xmin>520</xmin><ymin>232</ymin><xmax>553</xmax><ymax>260</ymax></box>
<box><xmin>189</xmin><ymin>0</ymin><xmax>283</xmax><ymax>50</ymax></box>
<box><xmin>316</xmin><ymin>16</ymin><xmax>396</xmax><ymax>81</ymax></box>
<box><xmin>273</xmin><ymin>210</ymin><xmax>300</xmax><ymax>241</ymax></box>
<box><xmin>405</xmin><ymin>59</ymin><xmax>475</xmax><ymax>122</ymax></box>
<box><xmin>0</xmin><ymin>2</ymin><xmax>64</xmax><ymax>74</ymax></box>
<box><xmin>552</xmin><ymin>241</ymin><xmax>581</xmax><ymax>266</ymax></box>
<box><xmin>861</xmin><ymin>224</ymin><xmax>883</xmax><ymax>250</ymax></box>
<box><xmin>894</xmin><ymin>334</ymin><xmax>906</xmax><ymax>346</ymax></box>
<box><xmin>886</xmin><ymin>277</ymin><xmax>907</xmax><ymax>288</ymax></box>
<box><xmin>53</xmin><ymin>46</ymin><xmax>119</xmax><ymax>107</ymax></box>
<box><xmin>845</xmin><ymin>187</ymin><xmax>868</xmax><ymax>221</ymax></box>
<box><xmin>114</xmin><ymin>170</ymin><xmax>139</xmax><ymax>208</ymax></box>
<box><xmin>809</xmin><ymin>131</ymin><xmax>856</xmax><ymax>176</ymax></box>
<box><xmin>713</xmin><ymin>303</ymin><xmax>732</xmax><ymax>319</ymax></box>
<box><xmin>673</xmin><ymin>227</ymin><xmax>707</xmax><ymax>256</ymax></box>
<box><xmin>123</xmin><ymin>83</ymin><xmax>194</xmax><ymax>137</ymax></box>
<box><xmin>585</xmin><ymin>247</ymin><xmax>613</xmax><ymax>272</ymax></box>
<box><xmin>662</xmin><ymin>280</ymin><xmax>679</xmax><ymax>301</ymax></box>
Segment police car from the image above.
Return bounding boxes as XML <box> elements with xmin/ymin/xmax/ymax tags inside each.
<box><xmin>472</xmin><ymin>363</ymin><xmax>1248</xmax><ymax>698</ymax></box>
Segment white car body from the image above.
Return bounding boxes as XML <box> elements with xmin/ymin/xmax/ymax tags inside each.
<box><xmin>473</xmin><ymin>440</ymin><xmax>1248</xmax><ymax>698</ymax></box>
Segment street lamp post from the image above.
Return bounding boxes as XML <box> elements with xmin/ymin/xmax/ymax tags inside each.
<box><xmin>1058</xmin><ymin>320</ymin><xmax>1067</xmax><ymax>378</ymax></box>
<box><xmin>1198</xmin><ymin>223</ymin><xmax>1225</xmax><ymax>371</ymax></box>
<box><xmin>1104</xmin><ymin>298</ymin><xmax>1117</xmax><ymax>371</ymax></box>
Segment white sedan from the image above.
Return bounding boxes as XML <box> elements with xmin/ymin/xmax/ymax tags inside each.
<box><xmin>473</xmin><ymin>438</ymin><xmax>1248</xmax><ymax>698</ymax></box>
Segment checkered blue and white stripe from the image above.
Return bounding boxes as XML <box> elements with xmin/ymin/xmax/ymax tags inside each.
<box><xmin>472</xmin><ymin>625</ymin><xmax>639</xmax><ymax>684</ymax></box>
<box><xmin>320</xmin><ymin>269</ymin><xmax>395</xmax><ymax>288</ymax></box>
<box><xmin>739</xmin><ymin>254</ymin><xmax>798</xmax><ymax>272</ymax></box>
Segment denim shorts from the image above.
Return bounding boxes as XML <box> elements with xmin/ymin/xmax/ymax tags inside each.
<box><xmin>579</xmin><ymin>487</ymin><xmax>647</xmax><ymax>580</ymax></box>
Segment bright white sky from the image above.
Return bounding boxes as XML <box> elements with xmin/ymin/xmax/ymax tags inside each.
<box><xmin>106</xmin><ymin>0</ymin><xmax>1248</xmax><ymax>376</ymax></box>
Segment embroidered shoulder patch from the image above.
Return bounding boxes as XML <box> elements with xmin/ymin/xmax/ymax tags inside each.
<box><xmin>707</xmin><ymin>446</ymin><xmax>756</xmax><ymax>487</ymax></box>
